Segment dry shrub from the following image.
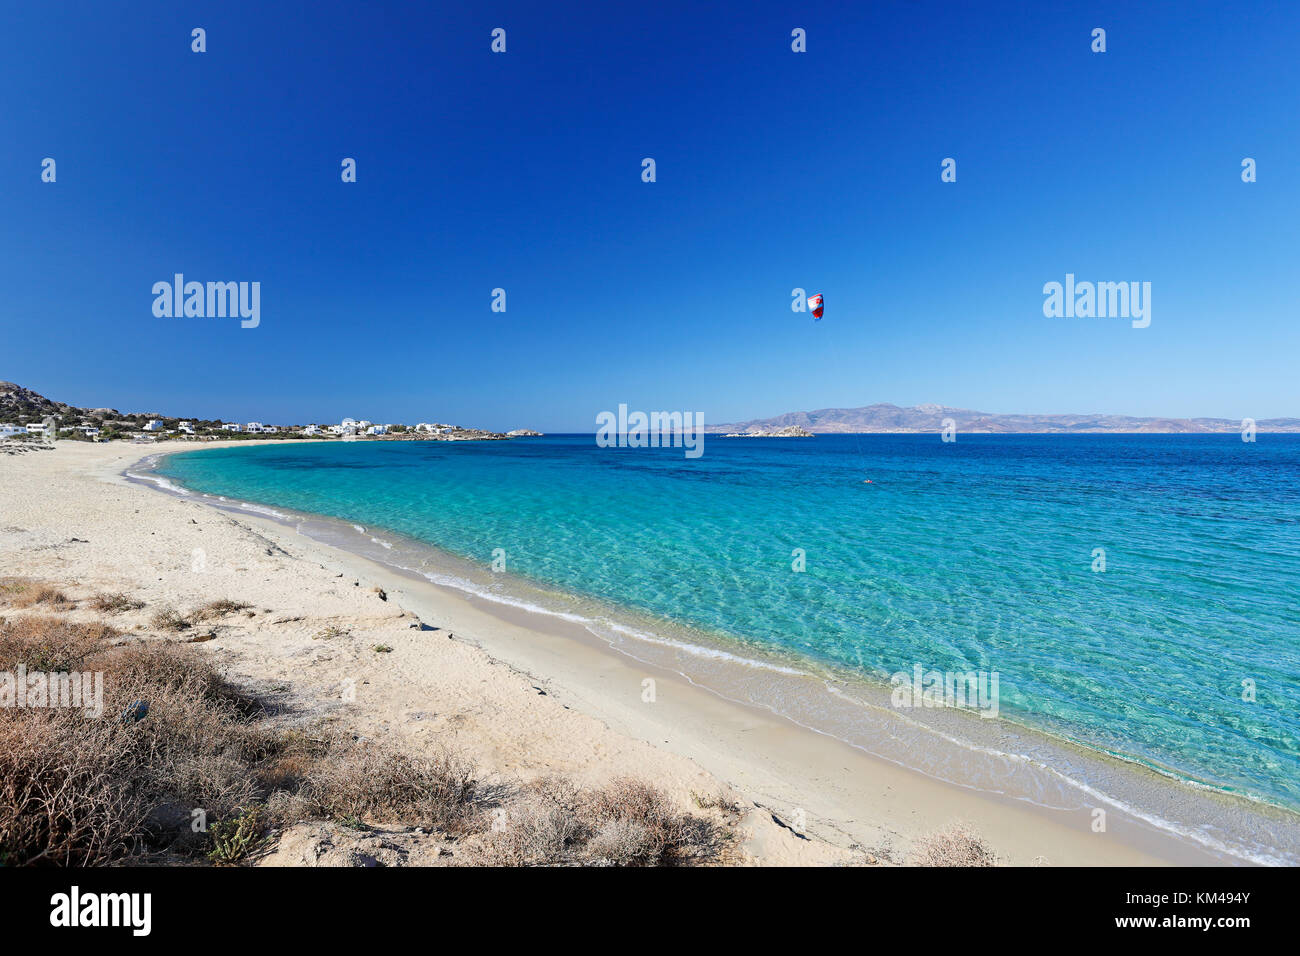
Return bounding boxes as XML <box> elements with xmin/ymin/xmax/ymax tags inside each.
<box><xmin>583</xmin><ymin>778</ymin><xmax>721</xmax><ymax>866</ymax></box>
<box><xmin>193</xmin><ymin>599</ymin><xmax>251</xmax><ymax>620</ymax></box>
<box><xmin>909</xmin><ymin>823</ymin><xmax>998</xmax><ymax>867</ymax></box>
<box><xmin>90</xmin><ymin>592</ymin><xmax>145</xmax><ymax>613</ymax></box>
<box><xmin>0</xmin><ymin>616</ymin><xmax>115</xmax><ymax>672</ymax></box>
<box><xmin>586</xmin><ymin>818</ymin><xmax>656</xmax><ymax>864</ymax></box>
<box><xmin>476</xmin><ymin>777</ymin><xmax>722</xmax><ymax>867</ymax></box>
<box><xmin>149</xmin><ymin>600</ymin><xmax>251</xmax><ymax>633</ymax></box>
<box><xmin>474</xmin><ymin>776</ymin><xmax>588</xmax><ymax>866</ymax></box>
<box><xmin>0</xmin><ymin>709</ymin><xmax>150</xmax><ymax>865</ymax></box>
<box><xmin>150</xmin><ymin>606</ymin><xmax>191</xmax><ymax>632</ymax></box>
<box><xmin>691</xmin><ymin>789</ymin><xmax>741</xmax><ymax>812</ymax></box>
<box><xmin>252</xmin><ymin>731</ymin><xmax>331</xmax><ymax>793</ymax></box>
<box><xmin>0</xmin><ymin>578</ymin><xmax>71</xmax><ymax>609</ymax></box>
<box><xmin>277</xmin><ymin>738</ymin><xmax>479</xmax><ymax>833</ymax></box>
<box><xmin>0</xmin><ymin>616</ymin><xmax>270</xmax><ymax>865</ymax></box>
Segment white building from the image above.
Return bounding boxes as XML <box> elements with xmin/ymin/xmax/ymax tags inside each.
<box><xmin>178</xmin><ymin>421</ymin><xmax>195</xmax><ymax>434</ymax></box>
<box><xmin>0</xmin><ymin>424</ymin><xmax>26</xmax><ymax>438</ymax></box>
<box><xmin>245</xmin><ymin>422</ymin><xmax>264</xmax><ymax>434</ymax></box>
<box><xmin>302</xmin><ymin>424</ymin><xmax>321</xmax><ymax>436</ymax></box>
<box><xmin>75</xmin><ymin>426</ymin><xmax>100</xmax><ymax>438</ymax></box>
<box><xmin>262</xmin><ymin>425</ymin><xmax>279</xmax><ymax>434</ymax></box>
<box><xmin>366</xmin><ymin>424</ymin><xmax>389</xmax><ymax>435</ymax></box>
<box><xmin>25</xmin><ymin>422</ymin><xmax>47</xmax><ymax>435</ymax></box>
<box><xmin>221</xmin><ymin>423</ymin><xmax>243</xmax><ymax>433</ymax></box>
<box><xmin>143</xmin><ymin>419</ymin><xmax>166</xmax><ymax>432</ymax></box>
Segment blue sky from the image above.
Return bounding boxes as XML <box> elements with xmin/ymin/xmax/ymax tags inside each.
<box><xmin>2</xmin><ymin>0</ymin><xmax>1296</xmax><ymax>431</ymax></box>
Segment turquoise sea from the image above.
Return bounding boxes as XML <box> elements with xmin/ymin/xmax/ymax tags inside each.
<box><xmin>152</xmin><ymin>434</ymin><xmax>1300</xmax><ymax>843</ymax></box>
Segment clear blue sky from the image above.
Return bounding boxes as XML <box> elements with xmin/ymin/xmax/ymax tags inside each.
<box><xmin>2</xmin><ymin>0</ymin><xmax>1296</xmax><ymax>431</ymax></box>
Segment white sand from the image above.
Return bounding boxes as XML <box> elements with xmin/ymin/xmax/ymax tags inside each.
<box><xmin>0</xmin><ymin>440</ymin><xmax>1223</xmax><ymax>865</ymax></box>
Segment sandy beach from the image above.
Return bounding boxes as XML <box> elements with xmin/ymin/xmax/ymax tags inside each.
<box><xmin>0</xmin><ymin>439</ymin><xmax>1245</xmax><ymax>865</ymax></box>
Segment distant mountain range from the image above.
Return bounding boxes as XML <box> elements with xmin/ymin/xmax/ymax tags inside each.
<box><xmin>707</xmin><ymin>403</ymin><xmax>1300</xmax><ymax>434</ymax></box>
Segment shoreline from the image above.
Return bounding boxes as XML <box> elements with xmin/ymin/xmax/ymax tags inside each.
<box><xmin>136</xmin><ymin>441</ymin><xmax>1300</xmax><ymax>866</ymax></box>
<box><xmin>2</xmin><ymin>438</ymin><xmax>1291</xmax><ymax>865</ymax></box>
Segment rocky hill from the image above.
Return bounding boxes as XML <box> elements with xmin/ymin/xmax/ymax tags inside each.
<box><xmin>0</xmin><ymin>381</ymin><xmax>93</xmax><ymax>421</ymax></box>
<box><xmin>0</xmin><ymin>381</ymin><xmax>161</xmax><ymax>426</ymax></box>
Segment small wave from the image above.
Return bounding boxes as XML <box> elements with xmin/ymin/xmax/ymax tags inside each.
<box><xmin>126</xmin><ymin>469</ymin><xmax>191</xmax><ymax>496</ymax></box>
<box><xmin>234</xmin><ymin>501</ymin><xmax>288</xmax><ymax>519</ymax></box>
<box><xmin>595</xmin><ymin>619</ymin><xmax>812</xmax><ymax>677</ymax></box>
<box><xmin>400</xmin><ymin>562</ymin><xmax>813</xmax><ymax>680</ymax></box>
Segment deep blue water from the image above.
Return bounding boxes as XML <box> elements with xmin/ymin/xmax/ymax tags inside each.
<box><xmin>157</xmin><ymin>434</ymin><xmax>1300</xmax><ymax>810</ymax></box>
